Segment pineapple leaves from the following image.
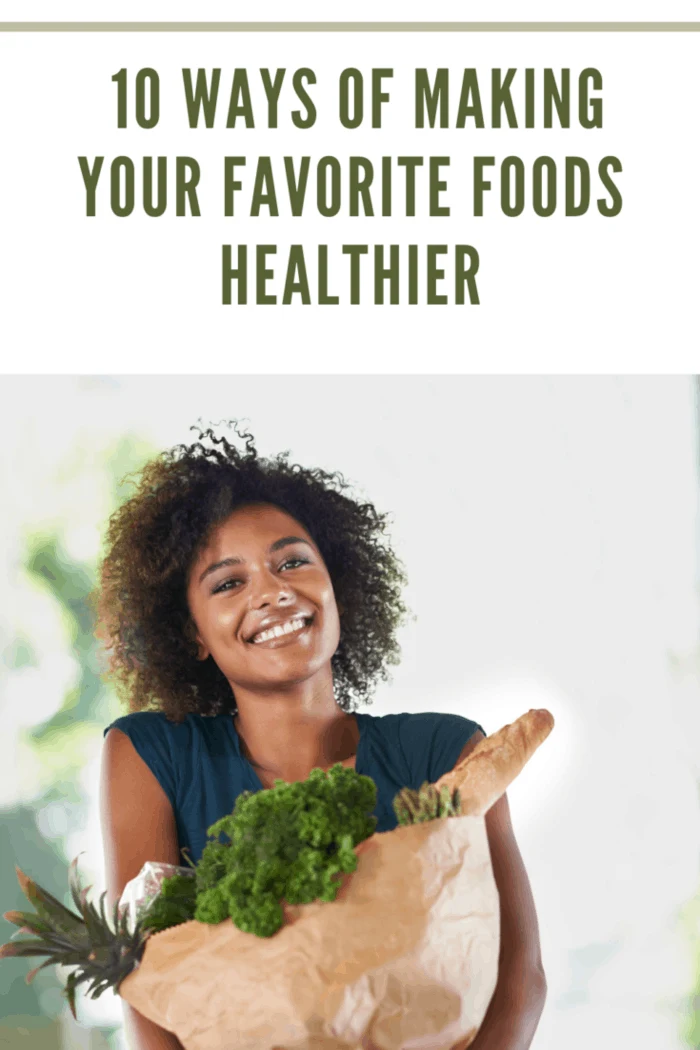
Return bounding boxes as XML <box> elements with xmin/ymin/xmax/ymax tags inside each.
<box><xmin>0</xmin><ymin>938</ymin><xmax>56</xmax><ymax>960</ymax></box>
<box><xmin>1</xmin><ymin>860</ymin><xmax>148</xmax><ymax>1022</ymax></box>
<box><xmin>25</xmin><ymin>957</ymin><xmax>58</xmax><ymax>985</ymax></box>
<box><xmin>3</xmin><ymin>910</ymin><xmax>58</xmax><ymax>938</ymax></box>
<box><xmin>68</xmin><ymin>854</ymin><xmax>86</xmax><ymax>912</ymax></box>
<box><xmin>65</xmin><ymin>972</ymin><xmax>79</xmax><ymax>1021</ymax></box>
<box><xmin>15</xmin><ymin>867</ymin><xmax>85</xmax><ymax>938</ymax></box>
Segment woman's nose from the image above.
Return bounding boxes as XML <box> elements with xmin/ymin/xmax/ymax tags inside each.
<box><xmin>249</xmin><ymin>569</ymin><xmax>294</xmax><ymax>608</ymax></box>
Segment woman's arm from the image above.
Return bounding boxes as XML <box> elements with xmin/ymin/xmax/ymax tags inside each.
<box><xmin>451</xmin><ymin>733</ymin><xmax>547</xmax><ymax>1050</ymax></box>
<box><xmin>100</xmin><ymin>728</ymin><xmax>187</xmax><ymax>1050</ymax></box>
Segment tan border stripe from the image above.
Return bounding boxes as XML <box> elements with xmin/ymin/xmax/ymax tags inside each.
<box><xmin>0</xmin><ymin>21</ymin><xmax>700</xmax><ymax>32</ymax></box>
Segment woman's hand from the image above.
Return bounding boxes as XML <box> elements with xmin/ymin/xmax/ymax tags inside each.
<box><xmin>449</xmin><ymin>965</ymin><xmax>547</xmax><ymax>1050</ymax></box>
<box><xmin>121</xmin><ymin>1001</ymin><xmax>186</xmax><ymax>1050</ymax></box>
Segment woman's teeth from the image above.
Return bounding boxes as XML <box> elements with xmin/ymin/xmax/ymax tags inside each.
<box><xmin>252</xmin><ymin>617</ymin><xmax>307</xmax><ymax>644</ymax></box>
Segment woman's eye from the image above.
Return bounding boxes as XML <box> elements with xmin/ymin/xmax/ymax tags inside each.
<box><xmin>280</xmin><ymin>557</ymin><xmax>308</xmax><ymax>571</ymax></box>
<box><xmin>212</xmin><ymin>578</ymin><xmax>243</xmax><ymax>595</ymax></box>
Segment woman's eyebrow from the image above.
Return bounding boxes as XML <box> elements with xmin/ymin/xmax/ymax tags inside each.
<box><xmin>269</xmin><ymin>536</ymin><xmax>312</xmax><ymax>553</ymax></box>
<box><xmin>199</xmin><ymin>556</ymin><xmax>243</xmax><ymax>584</ymax></box>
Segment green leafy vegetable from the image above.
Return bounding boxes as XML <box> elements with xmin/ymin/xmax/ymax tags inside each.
<box><xmin>197</xmin><ymin>765</ymin><xmax>377</xmax><ymax>937</ymax></box>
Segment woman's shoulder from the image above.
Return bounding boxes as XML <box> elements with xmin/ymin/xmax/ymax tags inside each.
<box><xmin>104</xmin><ymin>708</ymin><xmax>183</xmax><ymax>740</ymax></box>
<box><xmin>362</xmin><ymin>709</ymin><xmax>485</xmax><ymax>736</ymax></box>
<box><xmin>102</xmin><ymin>710</ymin><xmax>232</xmax><ymax>754</ymax></box>
<box><xmin>360</xmin><ymin>709</ymin><xmax>486</xmax><ymax>786</ymax></box>
<box><xmin>102</xmin><ymin>711</ymin><xmax>233</xmax><ymax>810</ymax></box>
<box><xmin>104</xmin><ymin>709</ymin><xmax>164</xmax><ymax>732</ymax></box>
<box><xmin>104</xmin><ymin>709</ymin><xmax>229</xmax><ymax>733</ymax></box>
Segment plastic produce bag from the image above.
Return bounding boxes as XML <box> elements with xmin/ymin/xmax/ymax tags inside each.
<box><xmin>119</xmin><ymin>862</ymin><xmax>195</xmax><ymax>933</ymax></box>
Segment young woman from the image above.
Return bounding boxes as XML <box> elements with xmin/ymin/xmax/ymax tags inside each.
<box><xmin>98</xmin><ymin>425</ymin><xmax>546</xmax><ymax>1050</ymax></box>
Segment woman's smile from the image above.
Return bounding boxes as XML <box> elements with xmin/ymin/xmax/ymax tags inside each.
<box><xmin>248</xmin><ymin>614</ymin><xmax>314</xmax><ymax>646</ymax></box>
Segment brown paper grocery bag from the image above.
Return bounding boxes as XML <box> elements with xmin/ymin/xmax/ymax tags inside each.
<box><xmin>120</xmin><ymin>815</ymin><xmax>499</xmax><ymax>1050</ymax></box>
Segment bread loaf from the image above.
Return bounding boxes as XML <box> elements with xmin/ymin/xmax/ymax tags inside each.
<box><xmin>433</xmin><ymin>708</ymin><xmax>554</xmax><ymax>816</ymax></box>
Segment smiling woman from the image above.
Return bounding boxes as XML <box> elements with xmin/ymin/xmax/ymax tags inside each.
<box><xmin>96</xmin><ymin>422</ymin><xmax>545</xmax><ymax>1050</ymax></box>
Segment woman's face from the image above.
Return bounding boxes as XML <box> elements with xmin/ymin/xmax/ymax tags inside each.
<box><xmin>186</xmin><ymin>502</ymin><xmax>341</xmax><ymax>694</ymax></box>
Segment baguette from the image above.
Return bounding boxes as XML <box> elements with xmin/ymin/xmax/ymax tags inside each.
<box><xmin>433</xmin><ymin>708</ymin><xmax>554</xmax><ymax>816</ymax></box>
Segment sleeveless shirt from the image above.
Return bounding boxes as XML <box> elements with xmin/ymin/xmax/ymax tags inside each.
<box><xmin>103</xmin><ymin>710</ymin><xmax>486</xmax><ymax>865</ymax></box>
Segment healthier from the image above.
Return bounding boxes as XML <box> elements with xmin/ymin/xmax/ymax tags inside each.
<box><xmin>221</xmin><ymin>243</ymin><xmax>481</xmax><ymax>306</ymax></box>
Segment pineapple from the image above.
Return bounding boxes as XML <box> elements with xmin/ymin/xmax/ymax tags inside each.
<box><xmin>392</xmin><ymin>781</ymin><xmax>462</xmax><ymax>825</ymax></box>
<box><xmin>0</xmin><ymin>855</ymin><xmax>149</xmax><ymax>1020</ymax></box>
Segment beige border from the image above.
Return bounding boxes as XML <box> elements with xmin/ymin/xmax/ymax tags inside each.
<box><xmin>0</xmin><ymin>21</ymin><xmax>699</xmax><ymax>32</ymax></box>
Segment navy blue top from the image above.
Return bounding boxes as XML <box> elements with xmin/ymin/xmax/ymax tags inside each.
<box><xmin>103</xmin><ymin>710</ymin><xmax>486</xmax><ymax>864</ymax></box>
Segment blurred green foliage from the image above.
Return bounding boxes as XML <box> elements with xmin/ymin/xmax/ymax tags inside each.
<box><xmin>0</xmin><ymin>435</ymin><xmax>154</xmax><ymax>1048</ymax></box>
<box><xmin>680</xmin><ymin>881</ymin><xmax>700</xmax><ymax>1047</ymax></box>
<box><xmin>1</xmin><ymin>540</ymin><xmax>115</xmax><ymax>1047</ymax></box>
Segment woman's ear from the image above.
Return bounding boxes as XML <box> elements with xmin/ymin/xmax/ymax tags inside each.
<box><xmin>186</xmin><ymin>618</ymin><xmax>210</xmax><ymax>661</ymax></box>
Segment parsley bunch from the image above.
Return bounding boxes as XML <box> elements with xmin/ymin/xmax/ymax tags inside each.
<box><xmin>145</xmin><ymin>764</ymin><xmax>377</xmax><ymax>939</ymax></box>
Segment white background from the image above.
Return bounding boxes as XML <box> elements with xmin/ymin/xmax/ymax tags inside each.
<box><xmin>4</xmin><ymin>2</ymin><xmax>700</xmax><ymax>21</ymax></box>
<box><xmin>0</xmin><ymin>16</ymin><xmax>699</xmax><ymax>370</ymax></box>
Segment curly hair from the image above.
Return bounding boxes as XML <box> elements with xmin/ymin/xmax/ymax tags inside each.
<box><xmin>97</xmin><ymin>423</ymin><xmax>408</xmax><ymax>723</ymax></box>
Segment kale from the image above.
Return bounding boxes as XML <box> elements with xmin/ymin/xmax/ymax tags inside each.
<box><xmin>194</xmin><ymin>765</ymin><xmax>377</xmax><ymax>937</ymax></box>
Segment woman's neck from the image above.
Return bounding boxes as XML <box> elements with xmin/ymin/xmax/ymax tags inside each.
<box><xmin>231</xmin><ymin>674</ymin><xmax>358</xmax><ymax>779</ymax></box>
